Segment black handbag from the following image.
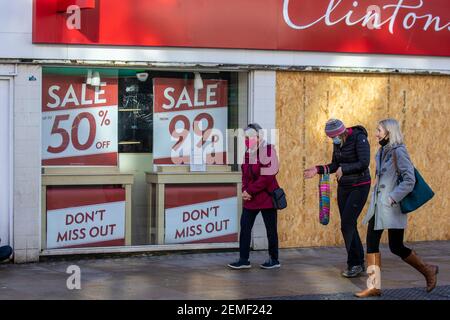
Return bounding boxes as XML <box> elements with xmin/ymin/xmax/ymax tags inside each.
<box><xmin>249</xmin><ymin>166</ymin><xmax>287</xmax><ymax>210</ymax></box>
<box><xmin>270</xmin><ymin>188</ymin><xmax>287</xmax><ymax>210</ymax></box>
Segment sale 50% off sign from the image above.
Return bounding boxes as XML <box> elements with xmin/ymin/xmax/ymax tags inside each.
<box><xmin>42</xmin><ymin>75</ymin><xmax>118</xmax><ymax>166</ymax></box>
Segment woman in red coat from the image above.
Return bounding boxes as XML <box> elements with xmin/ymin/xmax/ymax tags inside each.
<box><xmin>228</xmin><ymin>123</ymin><xmax>281</xmax><ymax>270</ymax></box>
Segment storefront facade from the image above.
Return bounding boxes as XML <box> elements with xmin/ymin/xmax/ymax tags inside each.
<box><xmin>0</xmin><ymin>0</ymin><xmax>449</xmax><ymax>263</ymax></box>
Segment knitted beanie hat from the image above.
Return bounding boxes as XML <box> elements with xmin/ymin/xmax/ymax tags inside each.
<box><xmin>325</xmin><ymin>119</ymin><xmax>346</xmax><ymax>137</ymax></box>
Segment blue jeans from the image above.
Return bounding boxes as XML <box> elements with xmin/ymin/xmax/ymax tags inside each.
<box><xmin>239</xmin><ymin>208</ymin><xmax>278</xmax><ymax>261</ymax></box>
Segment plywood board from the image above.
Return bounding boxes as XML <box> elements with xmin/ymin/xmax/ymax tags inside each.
<box><xmin>276</xmin><ymin>72</ymin><xmax>449</xmax><ymax>248</ymax></box>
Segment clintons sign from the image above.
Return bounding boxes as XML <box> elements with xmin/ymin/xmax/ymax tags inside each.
<box><xmin>33</xmin><ymin>0</ymin><xmax>450</xmax><ymax>56</ymax></box>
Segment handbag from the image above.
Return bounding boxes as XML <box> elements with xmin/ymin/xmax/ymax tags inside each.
<box><xmin>248</xmin><ymin>166</ymin><xmax>287</xmax><ymax>210</ymax></box>
<box><xmin>270</xmin><ymin>187</ymin><xmax>287</xmax><ymax>210</ymax></box>
<box><xmin>319</xmin><ymin>166</ymin><xmax>331</xmax><ymax>225</ymax></box>
<box><xmin>392</xmin><ymin>150</ymin><xmax>435</xmax><ymax>214</ymax></box>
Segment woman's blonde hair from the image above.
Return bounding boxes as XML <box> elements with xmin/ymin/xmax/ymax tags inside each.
<box><xmin>378</xmin><ymin>118</ymin><xmax>404</xmax><ymax>146</ymax></box>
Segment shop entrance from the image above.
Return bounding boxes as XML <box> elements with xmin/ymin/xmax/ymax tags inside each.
<box><xmin>0</xmin><ymin>78</ymin><xmax>11</xmax><ymax>247</ymax></box>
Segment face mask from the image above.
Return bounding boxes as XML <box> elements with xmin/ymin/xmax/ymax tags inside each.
<box><xmin>245</xmin><ymin>137</ymin><xmax>258</xmax><ymax>149</ymax></box>
<box><xmin>379</xmin><ymin>135</ymin><xmax>389</xmax><ymax>147</ymax></box>
<box><xmin>332</xmin><ymin>136</ymin><xmax>342</xmax><ymax>145</ymax></box>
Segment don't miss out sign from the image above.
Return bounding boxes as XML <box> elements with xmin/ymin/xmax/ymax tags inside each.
<box><xmin>46</xmin><ymin>187</ymin><xmax>126</xmax><ymax>249</ymax></box>
<box><xmin>164</xmin><ymin>184</ymin><xmax>238</xmax><ymax>244</ymax></box>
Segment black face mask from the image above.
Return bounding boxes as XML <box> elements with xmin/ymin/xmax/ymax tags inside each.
<box><xmin>379</xmin><ymin>135</ymin><xmax>389</xmax><ymax>147</ymax></box>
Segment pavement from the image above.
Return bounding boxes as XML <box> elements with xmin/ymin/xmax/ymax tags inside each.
<box><xmin>259</xmin><ymin>285</ymin><xmax>450</xmax><ymax>300</ymax></box>
<box><xmin>0</xmin><ymin>241</ymin><xmax>449</xmax><ymax>300</ymax></box>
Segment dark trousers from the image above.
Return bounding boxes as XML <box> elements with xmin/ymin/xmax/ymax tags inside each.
<box><xmin>366</xmin><ymin>217</ymin><xmax>412</xmax><ymax>260</ymax></box>
<box><xmin>239</xmin><ymin>208</ymin><xmax>278</xmax><ymax>261</ymax></box>
<box><xmin>337</xmin><ymin>184</ymin><xmax>370</xmax><ymax>268</ymax></box>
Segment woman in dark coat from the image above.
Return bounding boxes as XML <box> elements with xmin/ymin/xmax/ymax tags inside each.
<box><xmin>228</xmin><ymin>123</ymin><xmax>281</xmax><ymax>270</ymax></box>
<box><xmin>305</xmin><ymin>119</ymin><xmax>371</xmax><ymax>278</ymax></box>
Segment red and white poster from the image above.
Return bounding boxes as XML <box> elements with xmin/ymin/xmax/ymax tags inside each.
<box><xmin>42</xmin><ymin>75</ymin><xmax>118</xmax><ymax>166</ymax></box>
<box><xmin>153</xmin><ymin>78</ymin><xmax>228</xmax><ymax>165</ymax></box>
<box><xmin>46</xmin><ymin>186</ymin><xmax>126</xmax><ymax>249</ymax></box>
<box><xmin>164</xmin><ymin>184</ymin><xmax>238</xmax><ymax>244</ymax></box>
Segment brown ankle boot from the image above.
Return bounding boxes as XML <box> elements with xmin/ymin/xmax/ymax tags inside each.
<box><xmin>403</xmin><ymin>250</ymin><xmax>439</xmax><ymax>293</ymax></box>
<box><xmin>354</xmin><ymin>253</ymin><xmax>382</xmax><ymax>298</ymax></box>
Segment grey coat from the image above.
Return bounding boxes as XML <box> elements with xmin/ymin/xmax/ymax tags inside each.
<box><xmin>362</xmin><ymin>144</ymin><xmax>415</xmax><ymax>230</ymax></box>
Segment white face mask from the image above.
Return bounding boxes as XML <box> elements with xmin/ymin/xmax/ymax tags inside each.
<box><xmin>332</xmin><ymin>136</ymin><xmax>342</xmax><ymax>145</ymax></box>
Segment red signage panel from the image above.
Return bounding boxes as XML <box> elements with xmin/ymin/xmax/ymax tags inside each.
<box><xmin>33</xmin><ymin>0</ymin><xmax>450</xmax><ymax>56</ymax></box>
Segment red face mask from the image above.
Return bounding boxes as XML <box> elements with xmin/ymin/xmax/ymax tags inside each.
<box><xmin>245</xmin><ymin>137</ymin><xmax>258</xmax><ymax>149</ymax></box>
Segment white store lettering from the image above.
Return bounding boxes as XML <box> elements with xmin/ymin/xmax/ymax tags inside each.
<box><xmin>283</xmin><ymin>0</ymin><xmax>450</xmax><ymax>34</ymax></box>
<box><xmin>162</xmin><ymin>84</ymin><xmax>219</xmax><ymax>110</ymax></box>
<box><xmin>47</xmin><ymin>82</ymin><xmax>107</xmax><ymax>108</ymax></box>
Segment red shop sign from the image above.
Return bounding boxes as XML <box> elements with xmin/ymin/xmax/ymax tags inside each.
<box><xmin>33</xmin><ymin>0</ymin><xmax>450</xmax><ymax>56</ymax></box>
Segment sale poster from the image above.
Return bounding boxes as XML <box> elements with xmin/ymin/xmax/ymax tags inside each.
<box><xmin>42</xmin><ymin>75</ymin><xmax>118</xmax><ymax>166</ymax></box>
<box><xmin>46</xmin><ymin>186</ymin><xmax>126</xmax><ymax>249</ymax></box>
<box><xmin>153</xmin><ymin>78</ymin><xmax>228</xmax><ymax>165</ymax></box>
<box><xmin>164</xmin><ymin>184</ymin><xmax>238</xmax><ymax>244</ymax></box>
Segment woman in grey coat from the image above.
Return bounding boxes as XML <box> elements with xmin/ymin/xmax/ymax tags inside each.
<box><xmin>355</xmin><ymin>119</ymin><xmax>439</xmax><ymax>298</ymax></box>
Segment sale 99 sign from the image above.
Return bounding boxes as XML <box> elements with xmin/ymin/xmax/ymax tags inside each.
<box><xmin>164</xmin><ymin>184</ymin><xmax>238</xmax><ymax>244</ymax></box>
<box><xmin>153</xmin><ymin>78</ymin><xmax>228</xmax><ymax>165</ymax></box>
<box><xmin>42</xmin><ymin>75</ymin><xmax>118</xmax><ymax>166</ymax></box>
<box><xmin>46</xmin><ymin>186</ymin><xmax>126</xmax><ymax>249</ymax></box>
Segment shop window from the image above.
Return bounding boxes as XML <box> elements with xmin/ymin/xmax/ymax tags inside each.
<box><xmin>41</xmin><ymin>66</ymin><xmax>247</xmax><ymax>250</ymax></box>
<box><xmin>118</xmin><ymin>75</ymin><xmax>153</xmax><ymax>153</ymax></box>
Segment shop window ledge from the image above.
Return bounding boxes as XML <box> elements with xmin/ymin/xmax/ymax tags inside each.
<box><xmin>40</xmin><ymin>242</ymin><xmax>239</xmax><ymax>257</ymax></box>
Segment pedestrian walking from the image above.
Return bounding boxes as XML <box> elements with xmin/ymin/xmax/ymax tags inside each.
<box><xmin>355</xmin><ymin>118</ymin><xmax>438</xmax><ymax>297</ymax></box>
<box><xmin>305</xmin><ymin>119</ymin><xmax>371</xmax><ymax>278</ymax></box>
<box><xmin>228</xmin><ymin>123</ymin><xmax>281</xmax><ymax>270</ymax></box>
